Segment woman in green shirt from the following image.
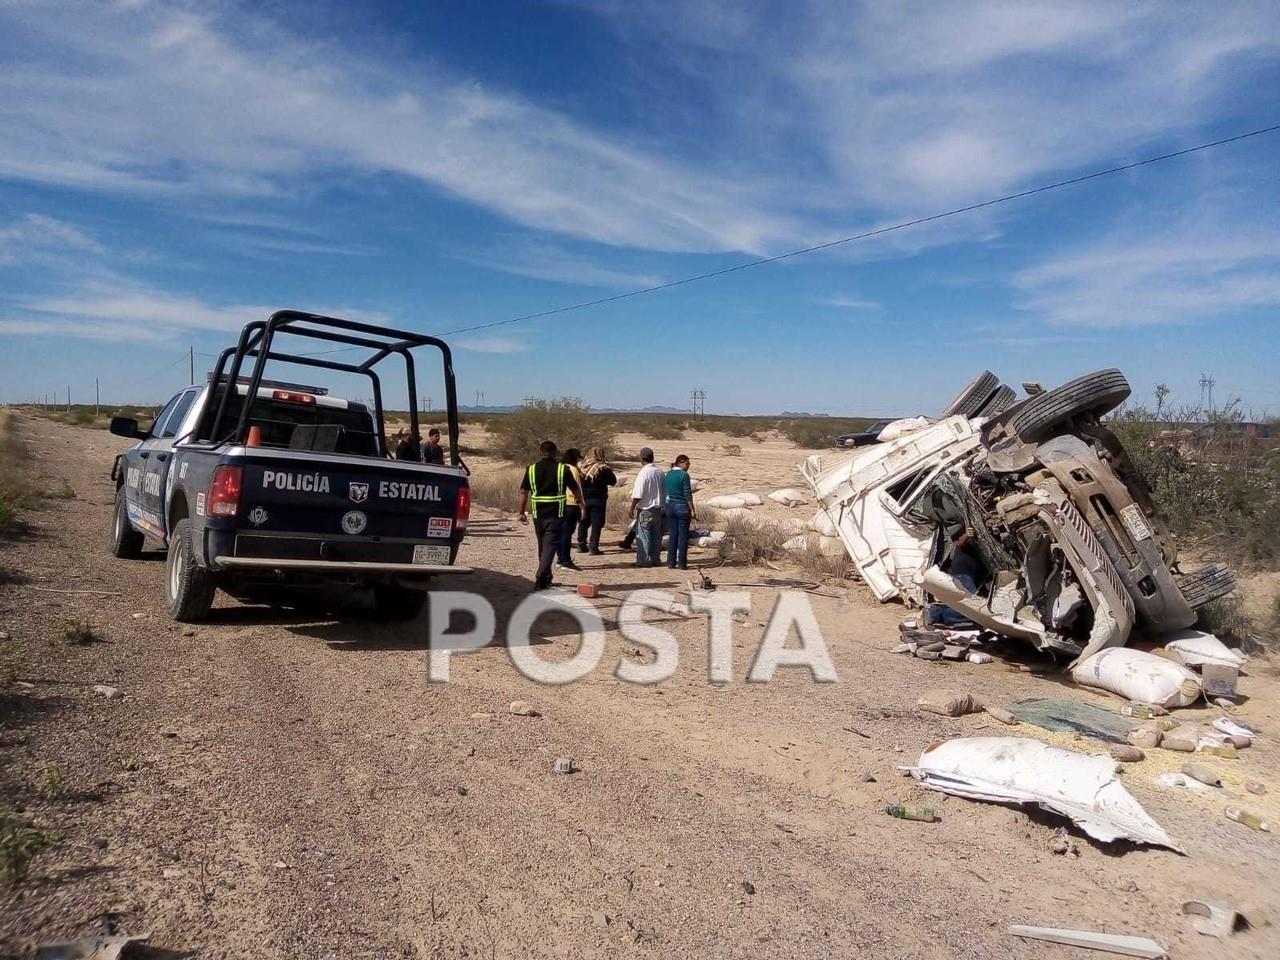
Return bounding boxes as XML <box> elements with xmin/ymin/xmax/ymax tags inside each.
<box><xmin>664</xmin><ymin>454</ymin><xmax>696</xmax><ymax>569</ymax></box>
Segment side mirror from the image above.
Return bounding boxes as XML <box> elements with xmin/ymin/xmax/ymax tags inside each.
<box><xmin>109</xmin><ymin>416</ymin><xmax>143</xmax><ymax>439</ymax></box>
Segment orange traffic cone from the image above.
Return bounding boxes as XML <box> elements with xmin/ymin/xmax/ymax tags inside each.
<box><xmin>247</xmin><ymin>425</ymin><xmax>262</xmax><ymax>447</ymax></box>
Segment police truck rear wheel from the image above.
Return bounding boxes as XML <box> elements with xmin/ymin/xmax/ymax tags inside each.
<box><xmin>165</xmin><ymin>518</ymin><xmax>216</xmax><ymax>622</ymax></box>
<box><xmin>110</xmin><ymin>488</ymin><xmax>144</xmax><ymax>559</ymax></box>
<box><xmin>373</xmin><ymin>584</ymin><xmax>427</xmax><ymax>621</ymax></box>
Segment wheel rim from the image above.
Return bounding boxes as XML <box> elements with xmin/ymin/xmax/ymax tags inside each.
<box><xmin>168</xmin><ymin>535</ymin><xmax>183</xmax><ymax>601</ymax></box>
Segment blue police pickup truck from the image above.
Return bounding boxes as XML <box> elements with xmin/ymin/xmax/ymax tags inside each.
<box><xmin>108</xmin><ymin>311</ymin><xmax>472</xmax><ymax>622</ymax></box>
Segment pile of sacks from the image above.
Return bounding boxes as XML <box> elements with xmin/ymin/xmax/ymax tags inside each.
<box><xmin>783</xmin><ymin>507</ymin><xmax>845</xmax><ymax>558</ymax></box>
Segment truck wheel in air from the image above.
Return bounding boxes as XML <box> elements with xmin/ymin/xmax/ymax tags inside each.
<box><xmin>165</xmin><ymin>518</ymin><xmax>217</xmax><ymax>622</ymax></box>
<box><xmin>373</xmin><ymin>584</ymin><xmax>427</xmax><ymax>621</ymax></box>
<box><xmin>110</xmin><ymin>487</ymin><xmax>144</xmax><ymax>559</ymax></box>
<box><xmin>1010</xmin><ymin>368</ymin><xmax>1131</xmax><ymax>443</ymax></box>
<box><xmin>942</xmin><ymin>370</ymin><xmax>1000</xmax><ymax>418</ymax></box>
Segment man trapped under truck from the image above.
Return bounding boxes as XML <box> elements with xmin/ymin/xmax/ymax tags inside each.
<box><xmin>518</xmin><ymin>440</ymin><xmax>585</xmax><ymax>591</ymax></box>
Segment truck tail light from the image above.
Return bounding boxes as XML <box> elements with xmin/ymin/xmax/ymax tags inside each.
<box><xmin>208</xmin><ymin>465</ymin><xmax>243</xmax><ymax>517</ymax></box>
<box><xmin>455</xmin><ymin>484</ymin><xmax>470</xmax><ymax>532</ymax></box>
<box><xmin>272</xmin><ymin>389</ymin><xmax>316</xmax><ymax>405</ymax></box>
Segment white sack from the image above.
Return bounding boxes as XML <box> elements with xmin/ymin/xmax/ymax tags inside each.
<box><xmin>735</xmin><ymin>492</ymin><xmax>764</xmax><ymax>506</ymax></box>
<box><xmin>877</xmin><ymin>417</ymin><xmax>933</xmax><ymax>442</ymax></box>
<box><xmin>809</xmin><ymin>509</ymin><xmax>838</xmax><ymax>537</ymax></box>
<box><xmin>904</xmin><ymin>737</ymin><xmax>1180</xmax><ymax>850</ymax></box>
<box><xmin>1071</xmin><ymin>648</ymin><xmax>1201</xmax><ymax>708</ymax></box>
<box><xmin>1163</xmin><ymin>629</ymin><xmax>1246</xmax><ymax>668</ymax></box>
<box><xmin>783</xmin><ymin>534</ymin><xmax>811</xmax><ymax>553</ymax></box>
<box><xmin>779</xmin><ymin>517</ymin><xmax>811</xmax><ymax>535</ymax></box>
<box><xmin>768</xmin><ymin>487</ymin><xmax>809</xmax><ymax>506</ymax></box>
<box><xmin>816</xmin><ymin>535</ymin><xmax>846</xmax><ymax>558</ymax></box>
<box><xmin>705</xmin><ymin>495</ymin><xmax>747</xmax><ymax>510</ymax></box>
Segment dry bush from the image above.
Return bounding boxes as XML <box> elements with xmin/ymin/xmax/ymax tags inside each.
<box><xmin>488</xmin><ymin>398</ymin><xmax>615</xmax><ymax>463</ymax></box>
<box><xmin>0</xmin><ymin>411</ymin><xmax>35</xmax><ymax>533</ymax></box>
<box><xmin>62</xmin><ymin>619</ymin><xmax>100</xmax><ymax>646</ymax></box>
<box><xmin>644</xmin><ymin>420</ymin><xmax>685</xmax><ymax>441</ymax></box>
<box><xmin>716</xmin><ymin>514</ymin><xmax>790</xmax><ymax>565</ymax></box>
<box><xmin>467</xmin><ymin>465</ymin><xmax>526</xmax><ymax>514</ymax></box>
<box><xmin>791</xmin><ymin>539</ymin><xmax>852</xmax><ymax>582</ymax></box>
<box><xmin>722</xmin><ymin>443</ymin><xmax>742</xmax><ymax>457</ymax></box>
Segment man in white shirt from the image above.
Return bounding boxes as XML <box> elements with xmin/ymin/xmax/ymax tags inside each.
<box><xmin>627</xmin><ymin>447</ymin><xmax>665</xmax><ymax>567</ymax></box>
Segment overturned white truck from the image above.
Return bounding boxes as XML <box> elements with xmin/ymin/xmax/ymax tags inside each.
<box><xmin>801</xmin><ymin>369</ymin><xmax>1236</xmax><ymax>661</ymax></box>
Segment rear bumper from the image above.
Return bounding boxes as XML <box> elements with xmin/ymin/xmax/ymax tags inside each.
<box><xmin>212</xmin><ymin>557</ymin><xmax>472</xmax><ymax>576</ymax></box>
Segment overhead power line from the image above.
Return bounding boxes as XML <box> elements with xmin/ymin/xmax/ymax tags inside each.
<box><xmin>439</xmin><ymin>123</ymin><xmax>1280</xmax><ymax>337</ymax></box>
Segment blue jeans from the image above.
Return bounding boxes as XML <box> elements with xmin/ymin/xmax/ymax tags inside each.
<box><xmin>930</xmin><ymin>546</ymin><xmax>982</xmax><ymax>626</ymax></box>
<box><xmin>666</xmin><ymin>500</ymin><xmax>691</xmax><ymax>568</ymax></box>
<box><xmin>635</xmin><ymin>507</ymin><xmax>662</xmax><ymax>566</ymax></box>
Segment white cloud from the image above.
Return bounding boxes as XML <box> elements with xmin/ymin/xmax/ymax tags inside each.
<box><xmin>1014</xmin><ymin>223</ymin><xmax>1280</xmax><ymax>327</ymax></box>
<box><xmin>821</xmin><ymin>294</ymin><xmax>880</xmax><ymax>310</ymax></box>
<box><xmin>454</xmin><ymin>241</ymin><xmax>664</xmax><ymax>289</ymax></box>
<box><xmin>0</xmin><ymin>213</ymin><xmax>104</xmax><ymax>264</ymax></box>
<box><xmin>454</xmin><ymin>336</ymin><xmax>528</xmax><ymax>354</ymax></box>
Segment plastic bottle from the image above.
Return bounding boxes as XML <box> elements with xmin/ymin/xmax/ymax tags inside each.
<box><xmin>885</xmin><ymin>803</ymin><xmax>938</xmax><ymax>823</ymax></box>
<box><xmin>1225</xmin><ymin>806</ymin><xmax>1270</xmax><ymax>832</ymax></box>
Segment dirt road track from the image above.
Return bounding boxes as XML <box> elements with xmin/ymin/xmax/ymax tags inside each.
<box><xmin>2</xmin><ymin>415</ymin><xmax>1278</xmax><ymax>959</ymax></box>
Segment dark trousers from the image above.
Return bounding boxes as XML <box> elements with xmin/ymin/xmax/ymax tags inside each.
<box><xmin>666</xmin><ymin>500</ymin><xmax>691</xmax><ymax>569</ymax></box>
<box><xmin>532</xmin><ymin>516</ymin><xmax>562</xmax><ymax>587</ymax></box>
<box><xmin>557</xmin><ymin>505</ymin><xmax>581</xmax><ymax>564</ymax></box>
<box><xmin>577</xmin><ymin>500</ymin><xmax>606</xmax><ymax>552</ymax></box>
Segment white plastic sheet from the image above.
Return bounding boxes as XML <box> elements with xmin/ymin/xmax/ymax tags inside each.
<box><xmin>904</xmin><ymin>737</ymin><xmax>1181</xmax><ymax>850</ymax></box>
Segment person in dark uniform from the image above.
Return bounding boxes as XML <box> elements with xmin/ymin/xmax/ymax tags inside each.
<box><xmin>517</xmin><ymin>440</ymin><xmax>584</xmax><ymax>591</ymax></box>
<box><xmin>422</xmin><ymin>427</ymin><xmax>445</xmax><ymax>465</ymax></box>
<box><xmin>393</xmin><ymin>428</ymin><xmax>419</xmax><ymax>461</ymax></box>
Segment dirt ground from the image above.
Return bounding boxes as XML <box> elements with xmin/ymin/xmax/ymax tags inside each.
<box><xmin>1</xmin><ymin>414</ymin><xmax>1278</xmax><ymax>959</ymax></box>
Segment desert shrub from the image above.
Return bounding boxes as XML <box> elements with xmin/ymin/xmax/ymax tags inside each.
<box><xmin>62</xmin><ymin>619</ymin><xmax>100</xmax><ymax>646</ymax></box>
<box><xmin>467</xmin><ymin>465</ymin><xmax>526</xmax><ymax>514</ymax></box>
<box><xmin>489</xmin><ymin>398</ymin><xmax>615</xmax><ymax>463</ymax></box>
<box><xmin>716</xmin><ymin>514</ymin><xmax>790</xmax><ymax>565</ymax></box>
<box><xmin>1108</xmin><ymin>403</ymin><xmax>1280</xmax><ymax>567</ymax></box>
<box><xmin>791</xmin><ymin>539</ymin><xmax>853</xmax><ymax>582</ymax></box>
<box><xmin>645</xmin><ymin>421</ymin><xmax>685</xmax><ymax>441</ymax></box>
<box><xmin>722</xmin><ymin>443</ymin><xmax>742</xmax><ymax>457</ymax></box>
<box><xmin>43</xmin><ymin>480</ymin><xmax>76</xmax><ymax>500</ymax></box>
<box><xmin>37</xmin><ymin>765</ymin><xmax>65</xmax><ymax>800</ymax></box>
<box><xmin>781</xmin><ymin>419</ymin><xmax>837</xmax><ymax>449</ymax></box>
<box><xmin>723</xmin><ymin>419</ymin><xmax>755</xmax><ymax>437</ymax></box>
<box><xmin>0</xmin><ymin>811</ymin><xmax>52</xmax><ymax>885</ymax></box>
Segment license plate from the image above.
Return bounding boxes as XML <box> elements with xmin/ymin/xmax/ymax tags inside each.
<box><xmin>1119</xmin><ymin>504</ymin><xmax>1152</xmax><ymax>542</ymax></box>
<box><xmin>412</xmin><ymin>544</ymin><xmax>451</xmax><ymax>565</ymax></box>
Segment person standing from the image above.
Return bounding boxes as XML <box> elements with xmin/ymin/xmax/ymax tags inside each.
<box><xmin>628</xmin><ymin>447</ymin><xmax>664</xmax><ymax>567</ymax></box>
<box><xmin>518</xmin><ymin>440</ymin><xmax>584</xmax><ymax>591</ymax></box>
<box><xmin>393</xmin><ymin>428</ymin><xmax>418</xmax><ymax>461</ymax></box>
<box><xmin>421</xmin><ymin>427</ymin><xmax>445</xmax><ymax>465</ymax></box>
<box><xmin>664</xmin><ymin>454</ymin><xmax>696</xmax><ymax>570</ymax></box>
<box><xmin>557</xmin><ymin>448</ymin><xmax>585</xmax><ymax>570</ymax></box>
<box><xmin>576</xmin><ymin>447</ymin><xmax>617</xmax><ymax>555</ymax></box>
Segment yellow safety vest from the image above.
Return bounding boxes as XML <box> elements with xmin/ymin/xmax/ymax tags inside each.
<box><xmin>528</xmin><ymin>462</ymin><xmax>566</xmax><ymax>517</ymax></box>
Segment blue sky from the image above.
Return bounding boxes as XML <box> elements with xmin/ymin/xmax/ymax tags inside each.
<box><xmin>1</xmin><ymin>0</ymin><xmax>1278</xmax><ymax>416</ymax></box>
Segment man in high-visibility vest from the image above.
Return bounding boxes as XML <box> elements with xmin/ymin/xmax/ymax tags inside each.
<box><xmin>518</xmin><ymin>440</ymin><xmax>585</xmax><ymax>591</ymax></box>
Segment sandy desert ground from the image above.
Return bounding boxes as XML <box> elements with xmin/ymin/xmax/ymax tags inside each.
<box><xmin>1</xmin><ymin>414</ymin><xmax>1278</xmax><ymax>959</ymax></box>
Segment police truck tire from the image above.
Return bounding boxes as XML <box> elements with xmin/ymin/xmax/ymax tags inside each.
<box><xmin>165</xmin><ymin>518</ymin><xmax>216</xmax><ymax>622</ymax></box>
<box><xmin>942</xmin><ymin>370</ymin><xmax>1000</xmax><ymax>418</ymax></box>
<box><xmin>1181</xmin><ymin>563</ymin><xmax>1238</xmax><ymax>610</ymax></box>
<box><xmin>373</xmin><ymin>584</ymin><xmax>427</xmax><ymax>621</ymax></box>
<box><xmin>1010</xmin><ymin>368</ymin><xmax>1131</xmax><ymax>443</ymax></box>
<box><xmin>110</xmin><ymin>488</ymin><xmax>144</xmax><ymax>559</ymax></box>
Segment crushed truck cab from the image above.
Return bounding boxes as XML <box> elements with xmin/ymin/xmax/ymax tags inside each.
<box><xmin>109</xmin><ymin>310</ymin><xmax>471</xmax><ymax>622</ymax></box>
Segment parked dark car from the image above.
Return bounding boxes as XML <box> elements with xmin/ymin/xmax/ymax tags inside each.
<box><xmin>835</xmin><ymin>420</ymin><xmax>893</xmax><ymax>449</ymax></box>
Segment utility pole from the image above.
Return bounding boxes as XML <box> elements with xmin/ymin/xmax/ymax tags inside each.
<box><xmin>95</xmin><ymin>378</ymin><xmax>100</xmax><ymax>417</ymax></box>
<box><xmin>1198</xmin><ymin>373</ymin><xmax>1216</xmax><ymax>417</ymax></box>
<box><xmin>690</xmin><ymin>389</ymin><xmax>706</xmax><ymax>417</ymax></box>
<box><xmin>474</xmin><ymin>390</ymin><xmax>485</xmax><ymax>408</ymax></box>
<box><xmin>189</xmin><ymin>346</ymin><xmax>195</xmax><ymax>385</ymax></box>
<box><xmin>522</xmin><ymin>396</ymin><xmax>537</xmax><ymax>407</ymax></box>
<box><xmin>67</xmin><ymin>386</ymin><xmax>71</xmax><ymax>412</ymax></box>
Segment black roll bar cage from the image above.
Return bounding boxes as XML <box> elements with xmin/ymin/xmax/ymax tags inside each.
<box><xmin>198</xmin><ymin>310</ymin><xmax>461</xmax><ymax>466</ymax></box>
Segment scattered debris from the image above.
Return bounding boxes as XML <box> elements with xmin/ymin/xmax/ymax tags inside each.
<box><xmin>904</xmin><ymin>737</ymin><xmax>1180</xmax><ymax>850</ymax></box>
<box><xmin>859</xmin><ymin>771</ymin><xmax>877</xmax><ymax>783</ymax></box>
<box><xmin>1163</xmin><ymin>629</ymin><xmax>1245</xmax><ymax>668</ymax></box>
<box><xmin>92</xmin><ymin>684</ymin><xmax>121</xmax><ymax>700</ymax></box>
<box><xmin>552</xmin><ymin>757</ymin><xmax>576</xmax><ymax>775</ymax></box>
<box><xmin>1116</xmin><ymin>877</ymin><xmax>1139</xmax><ymax>893</ymax></box>
<box><xmin>1200</xmin><ymin>663</ymin><xmax>1239</xmax><ymax>699</ymax></box>
<box><xmin>966</xmin><ymin>651</ymin><xmax>993</xmax><ymax>664</ymax></box>
<box><xmin>509</xmin><ymin>701</ymin><xmax>540</xmax><ymax>717</ymax></box>
<box><xmin>470</xmin><ymin>712</ymin><xmax>493</xmax><ymax>721</ymax></box>
<box><xmin>1070</xmin><ymin>648</ymin><xmax>1200</xmax><ymax>709</ymax></box>
<box><xmin>1213</xmin><ymin>716</ymin><xmax>1259</xmax><ymax>741</ymax></box>
<box><xmin>1224</xmin><ymin>806</ymin><xmax>1270</xmax><ymax>832</ymax></box>
<box><xmin>34</xmin><ymin>935</ymin><xmax>150</xmax><ymax>960</ymax></box>
<box><xmin>592</xmin><ymin>910</ymin><xmax>610</xmax><ymax>928</ymax></box>
<box><xmin>1010</xmin><ymin>698</ymin><xmax>1137</xmax><ymax>744</ymax></box>
<box><xmin>1182</xmin><ymin>899</ymin><xmax>1250</xmax><ymax>939</ymax></box>
<box><xmin>916</xmin><ymin>688</ymin><xmax>982</xmax><ymax>717</ymax></box>
<box><xmin>576</xmin><ymin>584</ymin><xmax>600</xmax><ymax>599</ymax></box>
<box><xmin>1120</xmin><ymin>702</ymin><xmax>1166</xmax><ymax>719</ymax></box>
<box><xmin>1213</xmin><ymin>697</ymin><xmax>1237</xmax><ymax>711</ymax></box>
<box><xmin>1245</xmin><ymin>780</ymin><xmax>1266</xmax><ymax>796</ymax></box>
<box><xmin>1109</xmin><ymin>745</ymin><xmax>1144</xmax><ymax>763</ymax></box>
<box><xmin>1181</xmin><ymin>762</ymin><xmax>1221</xmax><ymax>787</ymax></box>
<box><xmin>1160</xmin><ymin>724</ymin><xmax>1199</xmax><ymax>753</ymax></box>
<box><xmin>885</xmin><ymin>802</ymin><xmax>938</xmax><ymax>823</ymax></box>
<box><xmin>740</xmin><ymin>880</ymin><xmax>756</xmax><ymax>895</ymax></box>
<box><xmin>1007</xmin><ymin>925</ymin><xmax>1166</xmax><ymax>958</ymax></box>
<box><xmin>1155</xmin><ymin>772</ymin><xmax>1210</xmax><ymax>793</ymax></box>
<box><xmin>984</xmin><ymin>706</ymin><xmax>1019</xmax><ymax>725</ymax></box>
<box><xmin>1049</xmin><ymin>829</ymin><xmax>1080</xmax><ymax>858</ymax></box>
